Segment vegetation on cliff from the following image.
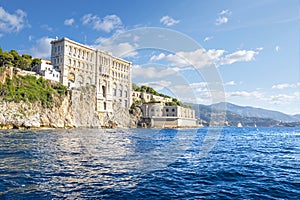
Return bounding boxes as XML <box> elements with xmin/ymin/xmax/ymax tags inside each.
<box><xmin>0</xmin><ymin>70</ymin><xmax>67</xmax><ymax>107</ymax></box>
<box><xmin>0</xmin><ymin>48</ymin><xmax>66</xmax><ymax>107</ymax></box>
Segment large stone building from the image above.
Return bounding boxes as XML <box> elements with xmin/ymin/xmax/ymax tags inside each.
<box><xmin>50</xmin><ymin>37</ymin><xmax>132</xmax><ymax>112</ymax></box>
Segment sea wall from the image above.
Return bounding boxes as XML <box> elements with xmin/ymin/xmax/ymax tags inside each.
<box><xmin>0</xmin><ymin>85</ymin><xmax>137</xmax><ymax>129</ymax></box>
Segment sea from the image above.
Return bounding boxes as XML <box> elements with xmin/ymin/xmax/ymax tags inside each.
<box><xmin>0</xmin><ymin>127</ymin><xmax>299</xmax><ymax>199</ymax></box>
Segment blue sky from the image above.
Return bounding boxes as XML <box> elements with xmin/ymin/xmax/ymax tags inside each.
<box><xmin>0</xmin><ymin>0</ymin><xmax>299</xmax><ymax>114</ymax></box>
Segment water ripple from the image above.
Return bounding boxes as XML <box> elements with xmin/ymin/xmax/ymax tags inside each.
<box><xmin>0</xmin><ymin>127</ymin><xmax>299</xmax><ymax>199</ymax></box>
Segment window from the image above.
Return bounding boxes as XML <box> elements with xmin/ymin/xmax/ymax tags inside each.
<box><xmin>124</xmin><ymin>91</ymin><xmax>128</xmax><ymax>98</ymax></box>
<box><xmin>104</xmin><ymin>102</ymin><xmax>106</xmax><ymax>110</ymax></box>
<box><xmin>166</xmin><ymin>108</ymin><xmax>169</xmax><ymax>112</ymax></box>
<box><xmin>119</xmin><ymin>89</ymin><xmax>122</xmax><ymax>97</ymax></box>
<box><xmin>172</xmin><ymin>108</ymin><xmax>175</xmax><ymax>112</ymax></box>
<box><xmin>102</xmin><ymin>85</ymin><xmax>106</xmax><ymax>98</ymax></box>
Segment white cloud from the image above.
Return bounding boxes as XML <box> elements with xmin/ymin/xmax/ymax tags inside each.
<box><xmin>226</xmin><ymin>91</ymin><xmax>264</xmax><ymax>99</ymax></box>
<box><xmin>28</xmin><ymin>37</ymin><xmax>54</xmax><ymax>58</ymax></box>
<box><xmin>41</xmin><ymin>24</ymin><xmax>53</xmax><ymax>32</ymax></box>
<box><xmin>149</xmin><ymin>48</ymin><xmax>259</xmax><ymax>68</ymax></box>
<box><xmin>82</xmin><ymin>14</ymin><xmax>122</xmax><ymax>32</ymax></box>
<box><xmin>215</xmin><ymin>17</ymin><xmax>228</xmax><ymax>25</ymax></box>
<box><xmin>268</xmin><ymin>94</ymin><xmax>297</xmax><ymax>105</ymax></box>
<box><xmin>272</xmin><ymin>82</ymin><xmax>300</xmax><ymax>90</ymax></box>
<box><xmin>150</xmin><ymin>53</ymin><xmax>166</xmax><ymax>61</ymax></box>
<box><xmin>160</xmin><ymin>16</ymin><xmax>180</xmax><ymax>26</ymax></box>
<box><xmin>220</xmin><ymin>50</ymin><xmax>257</xmax><ymax>65</ymax></box>
<box><xmin>224</xmin><ymin>81</ymin><xmax>236</xmax><ymax>86</ymax></box>
<box><xmin>132</xmin><ymin>65</ymin><xmax>177</xmax><ymax>79</ymax></box>
<box><xmin>164</xmin><ymin>48</ymin><xmax>225</xmax><ymax>68</ymax></box>
<box><xmin>219</xmin><ymin>9</ymin><xmax>232</xmax><ymax>15</ymax></box>
<box><xmin>275</xmin><ymin>45</ymin><xmax>280</xmax><ymax>52</ymax></box>
<box><xmin>0</xmin><ymin>7</ymin><xmax>29</xmax><ymax>33</ymax></box>
<box><xmin>64</xmin><ymin>18</ymin><xmax>74</xmax><ymax>26</ymax></box>
<box><xmin>94</xmin><ymin>36</ymin><xmax>137</xmax><ymax>58</ymax></box>
<box><xmin>190</xmin><ymin>82</ymin><xmax>208</xmax><ymax>88</ymax></box>
<box><xmin>204</xmin><ymin>36</ymin><xmax>213</xmax><ymax>42</ymax></box>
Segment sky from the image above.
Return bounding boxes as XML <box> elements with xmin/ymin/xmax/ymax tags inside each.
<box><xmin>0</xmin><ymin>0</ymin><xmax>299</xmax><ymax>114</ymax></box>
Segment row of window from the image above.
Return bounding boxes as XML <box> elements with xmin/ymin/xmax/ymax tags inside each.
<box><xmin>102</xmin><ymin>99</ymin><xmax>128</xmax><ymax>110</ymax></box>
<box><xmin>151</xmin><ymin>108</ymin><xmax>176</xmax><ymax>112</ymax></box>
<box><xmin>68</xmin><ymin>45</ymin><xmax>94</xmax><ymax>62</ymax></box>
<box><xmin>112</xmin><ymin>61</ymin><xmax>130</xmax><ymax>72</ymax></box>
<box><xmin>112</xmin><ymin>88</ymin><xmax>128</xmax><ymax>98</ymax></box>
<box><xmin>112</xmin><ymin>70</ymin><xmax>129</xmax><ymax>80</ymax></box>
<box><xmin>68</xmin><ymin>59</ymin><xmax>94</xmax><ymax>71</ymax></box>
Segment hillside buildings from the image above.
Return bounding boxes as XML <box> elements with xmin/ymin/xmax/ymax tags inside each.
<box><xmin>34</xmin><ymin>59</ymin><xmax>60</xmax><ymax>82</ymax></box>
<box><xmin>50</xmin><ymin>37</ymin><xmax>132</xmax><ymax>112</ymax></box>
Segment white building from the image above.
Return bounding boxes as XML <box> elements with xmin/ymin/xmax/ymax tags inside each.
<box><xmin>141</xmin><ymin>103</ymin><xmax>197</xmax><ymax>128</ymax></box>
<box><xmin>35</xmin><ymin>59</ymin><xmax>60</xmax><ymax>82</ymax></box>
<box><xmin>50</xmin><ymin>37</ymin><xmax>132</xmax><ymax>112</ymax></box>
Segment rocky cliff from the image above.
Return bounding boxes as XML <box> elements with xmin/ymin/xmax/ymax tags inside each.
<box><xmin>0</xmin><ymin>85</ymin><xmax>138</xmax><ymax>129</ymax></box>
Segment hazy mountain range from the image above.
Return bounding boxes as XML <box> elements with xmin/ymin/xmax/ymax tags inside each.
<box><xmin>187</xmin><ymin>102</ymin><xmax>300</xmax><ymax>127</ymax></box>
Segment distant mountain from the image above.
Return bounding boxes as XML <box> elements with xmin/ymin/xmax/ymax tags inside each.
<box><xmin>292</xmin><ymin>114</ymin><xmax>300</xmax><ymax>121</ymax></box>
<box><xmin>186</xmin><ymin>102</ymin><xmax>300</xmax><ymax>127</ymax></box>
<box><xmin>211</xmin><ymin>102</ymin><xmax>300</xmax><ymax>122</ymax></box>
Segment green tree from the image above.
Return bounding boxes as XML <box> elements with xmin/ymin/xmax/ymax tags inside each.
<box><xmin>9</xmin><ymin>50</ymin><xmax>22</xmax><ymax>68</ymax></box>
<box><xmin>1</xmin><ymin>52</ymin><xmax>14</xmax><ymax>66</ymax></box>
<box><xmin>31</xmin><ymin>58</ymin><xmax>41</xmax><ymax>68</ymax></box>
<box><xmin>20</xmin><ymin>54</ymin><xmax>32</xmax><ymax>70</ymax></box>
<box><xmin>132</xmin><ymin>83</ymin><xmax>140</xmax><ymax>91</ymax></box>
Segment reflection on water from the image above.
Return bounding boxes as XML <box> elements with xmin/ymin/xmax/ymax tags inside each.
<box><xmin>0</xmin><ymin>127</ymin><xmax>299</xmax><ymax>199</ymax></box>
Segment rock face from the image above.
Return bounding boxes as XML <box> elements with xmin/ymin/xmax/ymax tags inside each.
<box><xmin>0</xmin><ymin>85</ymin><xmax>137</xmax><ymax>129</ymax></box>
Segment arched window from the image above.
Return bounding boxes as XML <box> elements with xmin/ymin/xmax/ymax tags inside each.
<box><xmin>113</xmin><ymin>83</ymin><xmax>117</xmax><ymax>96</ymax></box>
<box><xmin>102</xmin><ymin>85</ymin><xmax>106</xmax><ymax>98</ymax></box>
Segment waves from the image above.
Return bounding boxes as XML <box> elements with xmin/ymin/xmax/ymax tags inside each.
<box><xmin>0</xmin><ymin>127</ymin><xmax>299</xmax><ymax>199</ymax></box>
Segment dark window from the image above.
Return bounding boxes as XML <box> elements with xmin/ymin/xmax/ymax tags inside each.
<box><xmin>102</xmin><ymin>86</ymin><xmax>106</xmax><ymax>98</ymax></box>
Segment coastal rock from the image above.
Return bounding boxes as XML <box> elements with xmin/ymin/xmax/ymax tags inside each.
<box><xmin>0</xmin><ymin>85</ymin><xmax>136</xmax><ymax>129</ymax></box>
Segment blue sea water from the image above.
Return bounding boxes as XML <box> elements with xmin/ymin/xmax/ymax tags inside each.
<box><xmin>0</xmin><ymin>127</ymin><xmax>299</xmax><ymax>199</ymax></box>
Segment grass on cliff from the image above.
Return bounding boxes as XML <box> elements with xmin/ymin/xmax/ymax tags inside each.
<box><xmin>0</xmin><ymin>74</ymin><xmax>67</xmax><ymax>107</ymax></box>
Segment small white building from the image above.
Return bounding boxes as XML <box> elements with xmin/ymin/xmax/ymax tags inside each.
<box><xmin>35</xmin><ymin>60</ymin><xmax>60</xmax><ymax>82</ymax></box>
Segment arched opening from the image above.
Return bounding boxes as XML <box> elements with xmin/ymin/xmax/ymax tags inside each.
<box><xmin>113</xmin><ymin>83</ymin><xmax>117</xmax><ymax>96</ymax></box>
<box><xmin>102</xmin><ymin>85</ymin><xmax>106</xmax><ymax>98</ymax></box>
